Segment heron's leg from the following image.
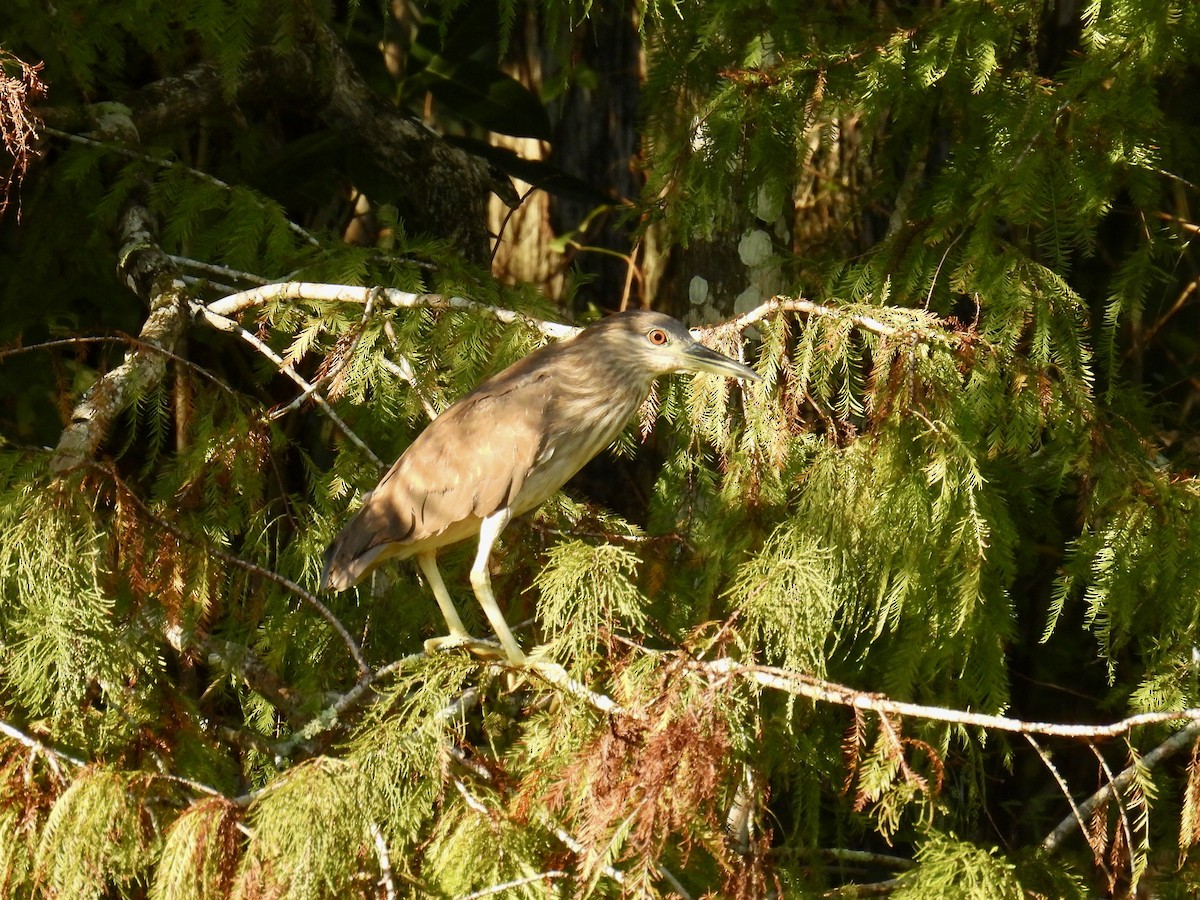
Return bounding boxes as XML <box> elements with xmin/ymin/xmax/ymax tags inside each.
<box><xmin>417</xmin><ymin>551</ymin><xmax>469</xmax><ymax>639</ymax></box>
<box><xmin>470</xmin><ymin>509</ymin><xmax>526</xmax><ymax>664</ymax></box>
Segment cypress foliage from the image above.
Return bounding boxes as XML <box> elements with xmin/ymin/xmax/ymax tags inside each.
<box><xmin>2</xmin><ymin>0</ymin><xmax>1200</xmax><ymax>895</ymax></box>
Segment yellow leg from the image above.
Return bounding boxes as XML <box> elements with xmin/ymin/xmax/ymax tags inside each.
<box><xmin>417</xmin><ymin>551</ymin><xmax>469</xmax><ymax>640</ymax></box>
<box><xmin>470</xmin><ymin>511</ymin><xmax>526</xmax><ymax>664</ymax></box>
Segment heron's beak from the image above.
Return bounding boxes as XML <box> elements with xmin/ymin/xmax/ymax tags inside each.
<box><xmin>681</xmin><ymin>341</ymin><xmax>761</xmax><ymax>382</ymax></box>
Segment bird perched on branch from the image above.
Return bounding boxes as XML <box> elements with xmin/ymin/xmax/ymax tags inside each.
<box><xmin>322</xmin><ymin>309</ymin><xmax>759</xmax><ymax>663</ymax></box>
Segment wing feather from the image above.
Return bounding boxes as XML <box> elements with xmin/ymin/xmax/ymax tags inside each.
<box><xmin>321</xmin><ymin>361</ymin><xmax>553</xmax><ymax>590</ymax></box>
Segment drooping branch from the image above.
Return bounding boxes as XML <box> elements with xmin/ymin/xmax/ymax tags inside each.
<box><xmin>103</xmin><ymin>465</ymin><xmax>371</xmax><ymax>678</ymax></box>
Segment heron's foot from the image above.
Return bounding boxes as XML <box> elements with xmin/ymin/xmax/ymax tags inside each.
<box><xmin>423</xmin><ymin>633</ymin><xmax>504</xmax><ymax>660</ymax></box>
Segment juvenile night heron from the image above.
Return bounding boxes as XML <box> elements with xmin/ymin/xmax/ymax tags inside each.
<box><xmin>321</xmin><ymin>309</ymin><xmax>759</xmax><ymax>663</ymax></box>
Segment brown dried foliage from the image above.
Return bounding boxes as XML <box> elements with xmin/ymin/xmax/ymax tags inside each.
<box><xmin>186</xmin><ymin>797</ymin><xmax>243</xmax><ymax>898</ymax></box>
<box><xmin>534</xmin><ymin>674</ymin><xmax>747</xmax><ymax>891</ymax></box>
<box><xmin>1182</xmin><ymin>736</ymin><xmax>1200</xmax><ymax>863</ymax></box>
<box><xmin>0</xmin><ymin>50</ymin><xmax>45</xmax><ymax>222</ymax></box>
<box><xmin>843</xmin><ymin>711</ymin><xmax>944</xmax><ymax>815</ymax></box>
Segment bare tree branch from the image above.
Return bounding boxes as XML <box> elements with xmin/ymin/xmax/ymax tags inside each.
<box><xmin>702</xmin><ymin>657</ymin><xmax>1200</xmax><ymax>740</ymax></box>
<box><xmin>205</xmin><ymin>281</ymin><xmax>578</xmax><ymax>339</ymax></box>
<box><xmin>49</xmin><ymin>197</ymin><xmax>191</xmax><ymax>473</ymax></box>
<box><xmin>1043</xmin><ymin>721</ymin><xmax>1200</xmax><ymax>852</ymax></box>
<box><xmin>104</xmin><ymin>21</ymin><xmax>507</xmax><ymax>261</ymax></box>
<box><xmin>0</xmin><ymin>718</ymin><xmax>86</xmax><ymax>770</ymax></box>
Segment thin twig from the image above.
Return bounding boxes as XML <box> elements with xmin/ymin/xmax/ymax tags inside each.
<box><xmin>1025</xmin><ymin>734</ymin><xmax>1109</xmax><ymax>879</ymax></box>
<box><xmin>456</xmin><ymin>871</ymin><xmax>569</xmax><ymax>900</ymax></box>
<box><xmin>1043</xmin><ymin>720</ymin><xmax>1200</xmax><ymax>852</ymax></box>
<box><xmin>169</xmin><ymin>255</ymin><xmax>272</xmax><ymax>286</ymax></box>
<box><xmin>192</xmin><ymin>301</ymin><xmax>383</xmax><ymax>468</ymax></box>
<box><xmin>0</xmin><ymin>334</ymin><xmax>237</xmax><ymax>395</ymax></box>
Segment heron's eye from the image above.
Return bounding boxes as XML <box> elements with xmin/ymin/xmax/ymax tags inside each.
<box><xmin>647</xmin><ymin>328</ymin><xmax>669</xmax><ymax>346</ymax></box>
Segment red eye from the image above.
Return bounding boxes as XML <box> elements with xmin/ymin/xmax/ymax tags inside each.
<box><xmin>648</xmin><ymin>328</ymin><xmax>668</xmax><ymax>346</ymax></box>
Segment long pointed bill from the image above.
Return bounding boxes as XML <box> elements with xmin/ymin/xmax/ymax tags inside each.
<box><xmin>680</xmin><ymin>342</ymin><xmax>761</xmax><ymax>382</ymax></box>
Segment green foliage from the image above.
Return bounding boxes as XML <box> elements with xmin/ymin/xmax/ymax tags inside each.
<box><xmin>151</xmin><ymin>798</ymin><xmax>241</xmax><ymax>900</ymax></box>
<box><xmin>3</xmin><ymin>0</ymin><xmax>1200</xmax><ymax>896</ymax></box>
<box><xmin>534</xmin><ymin>539</ymin><xmax>649</xmax><ymax>661</ymax></box>
<box><xmin>36</xmin><ymin>768</ymin><xmax>161</xmax><ymax>898</ymax></box>
<box><xmin>890</xmin><ymin>832</ymin><xmax>1031</xmax><ymax>900</ymax></box>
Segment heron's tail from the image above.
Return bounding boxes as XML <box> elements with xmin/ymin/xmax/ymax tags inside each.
<box><xmin>322</xmin><ymin>491</ymin><xmax>405</xmax><ymax>592</ymax></box>
<box><xmin>320</xmin><ymin>538</ymin><xmax>354</xmax><ymax>592</ymax></box>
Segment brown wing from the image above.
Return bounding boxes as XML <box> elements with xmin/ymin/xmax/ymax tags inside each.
<box><xmin>321</xmin><ymin>360</ymin><xmax>554</xmax><ymax>591</ymax></box>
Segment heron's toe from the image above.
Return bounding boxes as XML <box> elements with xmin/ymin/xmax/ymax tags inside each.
<box><xmin>424</xmin><ymin>633</ymin><xmax>470</xmax><ymax>654</ymax></box>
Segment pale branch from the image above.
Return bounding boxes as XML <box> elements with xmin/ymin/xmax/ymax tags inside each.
<box><xmin>382</xmin><ymin>317</ymin><xmax>441</xmax><ymax>420</ymax></box>
<box><xmin>169</xmin><ymin>255</ymin><xmax>273</xmax><ymax>286</ymax></box>
<box><xmin>726</xmin><ymin>295</ymin><xmax>899</xmax><ymax>338</ymax></box>
<box><xmin>273</xmin><ymin>653</ymin><xmax>426</xmax><ymax>758</ymax></box>
<box><xmin>182</xmin><ymin>274</ymin><xmax>240</xmax><ymax>295</ymax></box>
<box><xmin>1043</xmin><ymin>720</ymin><xmax>1200</xmax><ymax>852</ymax></box>
<box><xmin>192</xmin><ymin>301</ymin><xmax>384</xmax><ymax>468</ymax></box>
<box><xmin>370</xmin><ymin>821</ymin><xmax>398</xmax><ymax>900</ymax></box>
<box><xmin>455</xmin><ymin>871</ymin><xmax>569</xmax><ymax>900</ymax></box>
<box><xmin>50</xmin><ymin>197</ymin><xmax>191</xmax><ymax>473</ymax></box>
<box><xmin>204</xmin><ymin>281</ymin><xmax>962</xmax><ymax>358</ymax></box>
<box><xmin>703</xmin><ymin>658</ymin><xmax>1200</xmax><ymax>739</ymax></box>
<box><xmin>527</xmin><ymin>660</ymin><xmax>628</xmax><ymax>717</ymax></box>
<box><xmin>0</xmin><ymin>718</ymin><xmax>87</xmax><ymax>770</ymax></box>
<box><xmin>380</xmin><ymin>356</ymin><xmax>440</xmax><ymax>420</ymax></box>
<box><xmin>724</xmin><ymin>294</ymin><xmax>964</xmax><ymax>350</ymax></box>
<box><xmin>205</xmin><ymin>281</ymin><xmax>578</xmax><ymax>339</ymax></box>
<box><xmin>725</xmin><ymin>764</ymin><xmax>758</xmax><ymax>854</ymax></box>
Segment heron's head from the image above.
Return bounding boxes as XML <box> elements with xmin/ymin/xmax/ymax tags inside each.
<box><xmin>583</xmin><ymin>310</ymin><xmax>761</xmax><ymax>385</ymax></box>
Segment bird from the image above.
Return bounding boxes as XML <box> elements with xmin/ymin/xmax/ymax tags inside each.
<box><xmin>321</xmin><ymin>309</ymin><xmax>760</xmax><ymax>664</ymax></box>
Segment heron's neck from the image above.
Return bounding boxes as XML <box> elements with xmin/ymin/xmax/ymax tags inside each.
<box><xmin>553</xmin><ymin>343</ymin><xmax>657</xmax><ymax>442</ymax></box>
